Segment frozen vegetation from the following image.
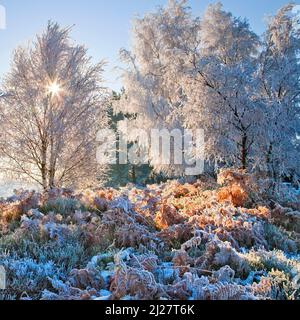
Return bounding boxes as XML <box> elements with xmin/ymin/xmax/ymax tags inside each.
<box><xmin>0</xmin><ymin>169</ymin><xmax>299</xmax><ymax>300</ymax></box>
<box><xmin>0</xmin><ymin>1</ymin><xmax>299</xmax><ymax>301</ymax></box>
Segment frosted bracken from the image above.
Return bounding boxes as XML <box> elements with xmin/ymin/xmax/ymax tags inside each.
<box><xmin>0</xmin><ymin>169</ymin><xmax>299</xmax><ymax>300</ymax></box>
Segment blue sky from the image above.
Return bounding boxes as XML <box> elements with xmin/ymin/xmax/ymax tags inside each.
<box><xmin>0</xmin><ymin>0</ymin><xmax>298</xmax><ymax>90</ymax></box>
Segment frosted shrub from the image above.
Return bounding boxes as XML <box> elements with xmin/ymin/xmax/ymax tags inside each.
<box><xmin>0</xmin><ymin>257</ymin><xmax>63</xmax><ymax>300</ymax></box>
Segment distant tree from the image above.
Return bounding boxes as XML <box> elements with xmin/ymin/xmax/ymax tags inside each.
<box><xmin>0</xmin><ymin>22</ymin><xmax>108</xmax><ymax>190</ymax></box>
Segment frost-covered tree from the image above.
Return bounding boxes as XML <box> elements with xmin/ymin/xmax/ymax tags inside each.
<box><xmin>117</xmin><ymin>0</ymin><xmax>204</xmax><ymax>175</ymax></box>
<box><xmin>183</xmin><ymin>3</ymin><xmax>260</xmax><ymax>169</ymax></box>
<box><xmin>118</xmin><ymin>1</ymin><xmax>261</xmax><ymax>174</ymax></box>
<box><xmin>0</xmin><ymin>22</ymin><xmax>108</xmax><ymax>190</ymax></box>
<box><xmin>118</xmin><ymin>0</ymin><xmax>300</xmax><ymax>179</ymax></box>
<box><xmin>257</xmin><ymin>4</ymin><xmax>300</xmax><ymax>180</ymax></box>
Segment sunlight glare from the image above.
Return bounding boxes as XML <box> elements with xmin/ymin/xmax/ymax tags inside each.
<box><xmin>47</xmin><ymin>81</ymin><xmax>62</xmax><ymax>97</ymax></box>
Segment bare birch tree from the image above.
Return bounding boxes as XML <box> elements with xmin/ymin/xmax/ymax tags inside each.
<box><xmin>0</xmin><ymin>22</ymin><xmax>108</xmax><ymax>190</ymax></box>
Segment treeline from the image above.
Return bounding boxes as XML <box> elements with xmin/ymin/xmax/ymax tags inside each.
<box><xmin>0</xmin><ymin>1</ymin><xmax>299</xmax><ymax>190</ymax></box>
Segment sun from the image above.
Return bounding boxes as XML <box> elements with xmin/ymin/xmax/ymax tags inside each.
<box><xmin>47</xmin><ymin>81</ymin><xmax>62</xmax><ymax>97</ymax></box>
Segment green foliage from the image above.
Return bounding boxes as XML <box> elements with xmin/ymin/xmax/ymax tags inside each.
<box><xmin>105</xmin><ymin>91</ymin><xmax>168</xmax><ymax>188</ymax></box>
<box><xmin>40</xmin><ymin>198</ymin><xmax>85</xmax><ymax>215</ymax></box>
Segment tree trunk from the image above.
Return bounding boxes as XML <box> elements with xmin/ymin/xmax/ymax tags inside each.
<box><xmin>241</xmin><ymin>134</ymin><xmax>248</xmax><ymax>170</ymax></box>
<box><xmin>49</xmin><ymin>168</ymin><xmax>56</xmax><ymax>189</ymax></box>
<box><xmin>41</xmin><ymin>140</ymin><xmax>48</xmax><ymax>190</ymax></box>
<box><xmin>41</xmin><ymin>163</ymin><xmax>47</xmax><ymax>191</ymax></box>
<box><xmin>48</xmin><ymin>137</ymin><xmax>56</xmax><ymax>189</ymax></box>
<box><xmin>266</xmin><ymin>143</ymin><xmax>276</xmax><ymax>179</ymax></box>
<box><xmin>130</xmin><ymin>165</ymin><xmax>137</xmax><ymax>184</ymax></box>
